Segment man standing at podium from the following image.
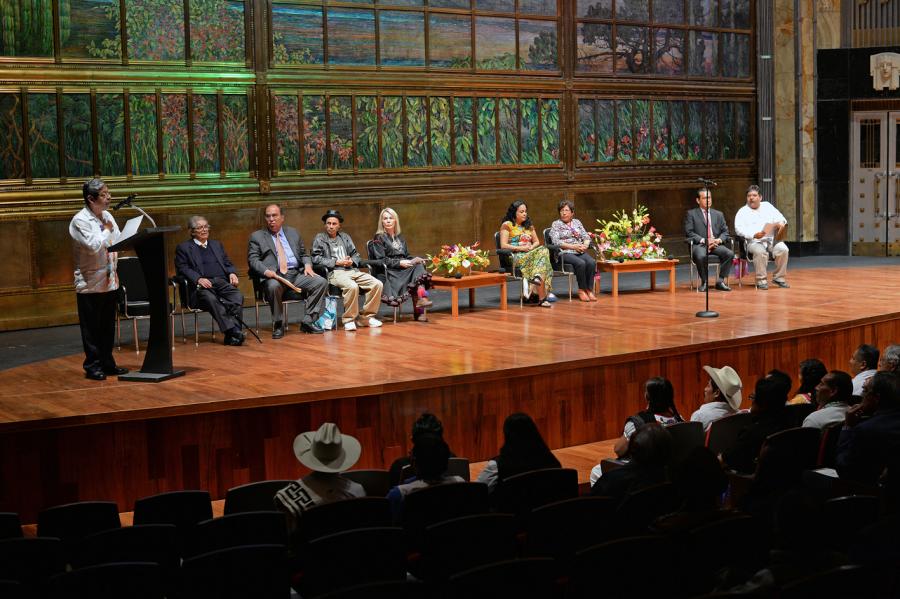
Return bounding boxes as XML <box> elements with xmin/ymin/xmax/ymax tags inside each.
<box><xmin>69</xmin><ymin>178</ymin><xmax>129</xmax><ymax>381</ymax></box>
<box><xmin>175</xmin><ymin>215</ymin><xmax>246</xmax><ymax>346</ymax></box>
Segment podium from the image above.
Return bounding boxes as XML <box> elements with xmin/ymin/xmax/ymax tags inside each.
<box><xmin>109</xmin><ymin>226</ymin><xmax>185</xmax><ymax>382</ymax></box>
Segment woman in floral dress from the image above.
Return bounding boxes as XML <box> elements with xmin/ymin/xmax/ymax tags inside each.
<box><xmin>499</xmin><ymin>200</ymin><xmax>553</xmax><ymax>307</ymax></box>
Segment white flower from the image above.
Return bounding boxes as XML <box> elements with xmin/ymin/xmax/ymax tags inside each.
<box><xmin>462</xmin><ymin>259</ymin><xmax>471</xmax><ymax>268</ymax></box>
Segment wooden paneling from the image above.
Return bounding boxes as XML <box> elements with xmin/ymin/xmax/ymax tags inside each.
<box><xmin>33</xmin><ymin>219</ymin><xmax>74</xmax><ymax>288</ymax></box>
<box><xmin>0</xmin><ymin>222</ymin><xmax>33</xmax><ymax>288</ymax></box>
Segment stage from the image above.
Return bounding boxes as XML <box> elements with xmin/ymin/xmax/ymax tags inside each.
<box><xmin>2</xmin><ymin>261</ymin><xmax>899</xmax><ymax>520</ymax></box>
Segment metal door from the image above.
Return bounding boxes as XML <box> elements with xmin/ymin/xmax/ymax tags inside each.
<box><xmin>851</xmin><ymin>111</ymin><xmax>900</xmax><ymax>256</ymax></box>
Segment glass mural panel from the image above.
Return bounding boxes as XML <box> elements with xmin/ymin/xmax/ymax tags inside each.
<box><xmin>406</xmin><ymin>96</ymin><xmax>428</xmax><ymax>167</ymax></box>
<box><xmin>577</xmin><ymin>99</ymin><xmax>595</xmax><ymax>164</ymax></box>
<box><xmin>597</xmin><ymin>99</ymin><xmax>615</xmax><ymax>162</ymax></box>
<box><xmin>381</xmin><ymin>96</ymin><xmax>403</xmax><ymax>168</ymax></box>
<box><xmin>429</xmin><ymin>14</ymin><xmax>471</xmax><ymax>68</ymax></box>
<box><xmin>97</xmin><ymin>93</ymin><xmax>125</xmax><ymax>176</ymax></box>
<box><xmin>190</xmin><ymin>0</ymin><xmax>244</xmax><ymax>62</ymax></box>
<box><xmin>273</xmin><ymin>95</ymin><xmax>299</xmax><ymax>172</ymax></box>
<box><xmin>129</xmin><ymin>93</ymin><xmax>158</xmax><ymax>176</ymax></box>
<box><xmin>0</xmin><ymin>0</ymin><xmax>54</xmax><ymax>57</ymax></box>
<box><xmin>721</xmin><ymin>0</ymin><xmax>751</xmax><ymax>29</ymax></box>
<box><xmin>475</xmin><ymin>17</ymin><xmax>516</xmax><ymax>69</ymax></box>
<box><xmin>704</xmin><ymin>101</ymin><xmax>719</xmax><ymax>160</ymax></box>
<box><xmin>576</xmin><ymin>22</ymin><xmax>612</xmax><ymax>73</ymax></box>
<box><xmin>721</xmin><ymin>102</ymin><xmax>734</xmax><ymax>159</ymax></box>
<box><xmin>687</xmin><ymin>0</ymin><xmax>716</xmax><ymax>26</ymax></box>
<box><xmin>192</xmin><ymin>94</ymin><xmax>219</xmax><ymax>173</ymax></box>
<box><xmin>477</xmin><ymin>97</ymin><xmax>496</xmax><ymax>164</ymax></box>
<box><xmin>329</xmin><ymin>96</ymin><xmax>353</xmax><ymax>170</ymax></box>
<box><xmin>0</xmin><ymin>93</ymin><xmax>25</xmax><ymax>179</ymax></box>
<box><xmin>616</xmin><ymin>26</ymin><xmax>649</xmax><ymax>74</ymax></box>
<box><xmin>380</xmin><ymin>11</ymin><xmax>424</xmax><ymax>67</ymax></box>
<box><xmin>634</xmin><ymin>99</ymin><xmax>650</xmax><ymax>160</ymax></box>
<box><xmin>381</xmin><ymin>0</ymin><xmax>422</xmax><ymax>5</ymax></box>
<box><xmin>670</xmin><ymin>100</ymin><xmax>686</xmax><ymax>160</ymax></box>
<box><xmin>541</xmin><ymin>98</ymin><xmax>559</xmax><ymax>163</ymax></box>
<box><xmin>28</xmin><ymin>93</ymin><xmax>59</xmax><ymax>179</ymax></box>
<box><xmin>519</xmin><ymin>20</ymin><xmax>557</xmax><ymax>71</ymax></box>
<box><xmin>616</xmin><ymin>0</ymin><xmax>649</xmax><ymax>21</ymax></box>
<box><xmin>355</xmin><ymin>96</ymin><xmax>378</xmax><ymax>170</ymax></box>
<box><xmin>653</xmin><ymin>28</ymin><xmax>683</xmax><ymax>75</ymax></box>
<box><xmin>327</xmin><ymin>9</ymin><xmax>375</xmax><ymax>66</ymax></box>
<box><xmin>62</xmin><ymin>94</ymin><xmax>94</xmax><ymax>178</ymax></box>
<box><xmin>499</xmin><ymin>99</ymin><xmax>518</xmax><ymax>164</ymax></box>
<box><xmin>687</xmin><ymin>100</ymin><xmax>703</xmax><ymax>160</ymax></box>
<box><xmin>430</xmin><ymin>0</ymin><xmax>470</xmax><ymax>7</ymax></box>
<box><xmin>126</xmin><ymin>0</ymin><xmax>185</xmax><ymax>61</ymax></box>
<box><xmin>652</xmin><ymin>100</ymin><xmax>669</xmax><ymax>160</ymax></box>
<box><xmin>520</xmin><ymin>98</ymin><xmax>539</xmax><ymax>164</ymax></box>
<box><xmin>476</xmin><ymin>0</ymin><xmax>514</xmax><ymax>11</ymax></box>
<box><xmin>161</xmin><ymin>94</ymin><xmax>189</xmax><ymax>174</ymax></box>
<box><xmin>222</xmin><ymin>94</ymin><xmax>248</xmax><ymax>172</ymax></box>
<box><xmin>519</xmin><ymin>0</ymin><xmax>556</xmax><ymax>16</ymax></box>
<box><xmin>688</xmin><ymin>31</ymin><xmax>717</xmax><ymax>76</ymax></box>
<box><xmin>653</xmin><ymin>0</ymin><xmax>684</xmax><ymax>23</ymax></box>
<box><xmin>736</xmin><ymin>101</ymin><xmax>750</xmax><ymax>158</ymax></box>
<box><xmin>66</xmin><ymin>0</ymin><xmax>121</xmax><ymax>59</ymax></box>
<box><xmin>453</xmin><ymin>97</ymin><xmax>474</xmax><ymax>165</ymax></box>
<box><xmin>303</xmin><ymin>95</ymin><xmax>326</xmax><ymax>170</ymax></box>
<box><xmin>722</xmin><ymin>33</ymin><xmax>750</xmax><ymax>78</ymax></box>
<box><xmin>272</xmin><ymin>4</ymin><xmax>324</xmax><ymax>65</ymax></box>
<box><xmin>430</xmin><ymin>97</ymin><xmax>452</xmax><ymax>167</ymax></box>
<box><xmin>616</xmin><ymin>99</ymin><xmax>632</xmax><ymax>161</ymax></box>
<box><xmin>577</xmin><ymin>0</ymin><xmax>611</xmax><ymax>18</ymax></box>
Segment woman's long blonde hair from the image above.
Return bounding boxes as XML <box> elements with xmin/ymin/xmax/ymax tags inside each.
<box><xmin>376</xmin><ymin>207</ymin><xmax>402</xmax><ymax>235</ymax></box>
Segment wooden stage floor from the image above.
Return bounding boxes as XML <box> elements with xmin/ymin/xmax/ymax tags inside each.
<box><xmin>2</xmin><ymin>265</ymin><xmax>899</xmax><ymax>519</ymax></box>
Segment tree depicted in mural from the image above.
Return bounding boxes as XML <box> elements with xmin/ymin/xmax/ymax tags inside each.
<box><xmin>0</xmin><ymin>94</ymin><xmax>25</xmax><ymax>179</ymax></box>
<box><xmin>303</xmin><ymin>95</ymin><xmax>326</xmax><ymax>171</ymax></box>
<box><xmin>524</xmin><ymin>26</ymin><xmax>557</xmax><ymax>70</ymax></box>
<box><xmin>222</xmin><ymin>95</ymin><xmax>248</xmax><ymax>171</ymax></box>
<box><xmin>0</xmin><ymin>0</ymin><xmax>61</xmax><ymax>57</ymax></box>
<box><xmin>273</xmin><ymin>95</ymin><xmax>299</xmax><ymax>172</ymax></box>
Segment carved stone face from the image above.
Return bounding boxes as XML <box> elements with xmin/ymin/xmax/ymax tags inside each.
<box><xmin>880</xmin><ymin>58</ymin><xmax>893</xmax><ymax>80</ymax></box>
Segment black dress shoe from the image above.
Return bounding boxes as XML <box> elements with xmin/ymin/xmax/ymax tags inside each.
<box><xmin>698</xmin><ymin>281</ymin><xmax>708</xmax><ymax>292</ymax></box>
<box><xmin>103</xmin><ymin>366</ymin><xmax>129</xmax><ymax>375</ymax></box>
<box><xmin>272</xmin><ymin>326</ymin><xmax>285</xmax><ymax>339</ymax></box>
<box><xmin>85</xmin><ymin>369</ymin><xmax>107</xmax><ymax>381</ymax></box>
<box><xmin>772</xmin><ymin>279</ymin><xmax>790</xmax><ymax>288</ymax></box>
<box><xmin>300</xmin><ymin>322</ymin><xmax>324</xmax><ymax>334</ymax></box>
<box><xmin>715</xmin><ymin>281</ymin><xmax>732</xmax><ymax>292</ymax></box>
<box><xmin>224</xmin><ymin>334</ymin><xmax>243</xmax><ymax>346</ymax></box>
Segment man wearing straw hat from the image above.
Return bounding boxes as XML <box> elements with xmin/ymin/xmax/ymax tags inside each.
<box><xmin>274</xmin><ymin>423</ymin><xmax>365</xmax><ymax>532</ymax></box>
<box><xmin>690</xmin><ymin>365</ymin><xmax>743</xmax><ymax>431</ymax></box>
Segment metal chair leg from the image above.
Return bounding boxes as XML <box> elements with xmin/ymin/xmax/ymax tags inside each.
<box><xmin>255</xmin><ymin>302</ymin><xmax>260</xmax><ymax>335</ymax></box>
<box><xmin>180</xmin><ymin>310</ymin><xmax>187</xmax><ymax>344</ymax></box>
<box><xmin>132</xmin><ymin>318</ymin><xmax>139</xmax><ymax>353</ymax></box>
<box><xmin>194</xmin><ymin>312</ymin><xmax>200</xmax><ymax>346</ymax></box>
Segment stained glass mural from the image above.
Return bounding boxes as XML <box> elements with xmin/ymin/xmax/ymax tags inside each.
<box><xmin>430</xmin><ymin>0</ymin><xmax>469</xmax><ymax>8</ymax></box>
<box><xmin>272</xmin><ymin>4</ymin><xmax>324</xmax><ymax>65</ymax></box>
<box><xmin>670</xmin><ymin>100</ymin><xmax>686</xmax><ymax>160</ymax></box>
<box><xmin>477</xmin><ymin>98</ymin><xmax>496</xmax><ymax>164</ymax></box>
<box><xmin>355</xmin><ymin>96</ymin><xmax>378</xmax><ymax>170</ymax></box>
<box><xmin>429</xmin><ymin>14</ymin><xmax>472</xmax><ymax>68</ymax></box>
<box><xmin>519</xmin><ymin>0</ymin><xmax>556</xmax><ymax>16</ymax></box>
<box><xmin>541</xmin><ymin>98</ymin><xmax>559</xmax><ymax>163</ymax></box>
<box><xmin>329</xmin><ymin>96</ymin><xmax>353</xmax><ymax>170</ymax></box>
<box><xmin>521</xmin><ymin>98</ymin><xmax>539</xmax><ymax>164</ymax></box>
<box><xmin>0</xmin><ymin>94</ymin><xmax>25</xmax><ymax>179</ymax></box>
<box><xmin>519</xmin><ymin>20</ymin><xmax>557</xmax><ymax>71</ymax></box>
<box><xmin>161</xmin><ymin>94</ymin><xmax>189</xmax><ymax>174</ymax></box>
<box><xmin>654</xmin><ymin>28</ymin><xmax>683</xmax><ymax>75</ymax></box>
<box><xmin>578</xmin><ymin>100</ymin><xmax>595</xmax><ymax>164</ymax></box>
<box><xmin>634</xmin><ymin>99</ymin><xmax>651</xmax><ymax>161</ymax></box>
<box><xmin>381</xmin><ymin>96</ymin><xmax>403</xmax><ymax>168</ymax></box>
<box><xmin>722</xmin><ymin>33</ymin><xmax>750</xmax><ymax>78</ymax></box>
<box><xmin>126</xmin><ymin>0</ymin><xmax>185</xmax><ymax>61</ymax></box>
<box><xmin>221</xmin><ymin>95</ymin><xmax>249</xmax><ymax>172</ymax></box>
<box><xmin>499</xmin><ymin>99</ymin><xmax>518</xmax><ymax>164</ymax></box>
<box><xmin>303</xmin><ymin>95</ymin><xmax>326</xmax><ymax>170</ymax></box>
<box><xmin>652</xmin><ymin>100</ymin><xmax>669</xmax><ymax>160</ymax></box>
<box><xmin>97</xmin><ymin>93</ymin><xmax>125</xmax><ymax>176</ymax></box>
<box><xmin>597</xmin><ymin>100</ymin><xmax>615</xmax><ymax>162</ymax></box>
<box><xmin>736</xmin><ymin>102</ymin><xmax>750</xmax><ymax>159</ymax></box>
<box><xmin>721</xmin><ymin>102</ymin><xmax>734</xmax><ymax>160</ymax></box>
<box><xmin>704</xmin><ymin>101</ymin><xmax>719</xmax><ymax>160</ymax></box>
<box><xmin>0</xmin><ymin>0</ymin><xmax>54</xmax><ymax>57</ymax></box>
<box><xmin>687</xmin><ymin>100</ymin><xmax>703</xmax><ymax>160</ymax></box>
<box><xmin>430</xmin><ymin>97</ymin><xmax>451</xmax><ymax>167</ymax></box>
<box><xmin>688</xmin><ymin>31</ymin><xmax>717</xmax><ymax>77</ymax></box>
<box><xmin>66</xmin><ymin>0</ymin><xmax>121</xmax><ymax>59</ymax></box>
<box><xmin>617</xmin><ymin>0</ymin><xmax>649</xmax><ymax>21</ymax></box>
<box><xmin>192</xmin><ymin>94</ymin><xmax>219</xmax><ymax>173</ymax></box>
<box><xmin>687</xmin><ymin>0</ymin><xmax>716</xmax><ymax>26</ymax></box>
<box><xmin>273</xmin><ymin>95</ymin><xmax>299</xmax><ymax>172</ymax></box>
<box><xmin>62</xmin><ymin>94</ymin><xmax>94</xmax><ymax>178</ymax></box>
<box><xmin>616</xmin><ymin>99</ymin><xmax>632</xmax><ymax>162</ymax></box>
<box><xmin>380</xmin><ymin>11</ymin><xmax>425</xmax><ymax>67</ymax></box>
<box><xmin>616</xmin><ymin>26</ymin><xmax>649</xmax><ymax>73</ymax></box>
<box><xmin>577</xmin><ymin>0</ymin><xmax>611</xmax><ymax>18</ymax></box>
<box><xmin>476</xmin><ymin>0</ymin><xmax>514</xmax><ymax>11</ymax></box>
<box><xmin>28</xmin><ymin>93</ymin><xmax>59</xmax><ymax>179</ymax></box>
<box><xmin>129</xmin><ymin>93</ymin><xmax>158</xmax><ymax>176</ymax></box>
<box><xmin>476</xmin><ymin>17</ymin><xmax>516</xmax><ymax>69</ymax></box>
<box><xmin>721</xmin><ymin>0</ymin><xmax>751</xmax><ymax>28</ymax></box>
<box><xmin>654</xmin><ymin>0</ymin><xmax>684</xmax><ymax>24</ymax></box>
<box><xmin>190</xmin><ymin>0</ymin><xmax>245</xmax><ymax>62</ymax></box>
<box><xmin>453</xmin><ymin>97</ymin><xmax>474</xmax><ymax>165</ymax></box>
<box><xmin>407</xmin><ymin>96</ymin><xmax>428</xmax><ymax>167</ymax></box>
<box><xmin>327</xmin><ymin>9</ymin><xmax>375</xmax><ymax>66</ymax></box>
<box><xmin>576</xmin><ymin>22</ymin><xmax>612</xmax><ymax>73</ymax></box>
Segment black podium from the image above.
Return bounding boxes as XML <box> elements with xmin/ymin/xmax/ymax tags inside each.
<box><xmin>109</xmin><ymin>226</ymin><xmax>185</xmax><ymax>382</ymax></box>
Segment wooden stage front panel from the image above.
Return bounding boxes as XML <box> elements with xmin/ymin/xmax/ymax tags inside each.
<box><xmin>1</xmin><ymin>266</ymin><xmax>899</xmax><ymax>520</ymax></box>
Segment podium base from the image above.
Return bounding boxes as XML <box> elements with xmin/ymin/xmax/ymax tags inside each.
<box><xmin>118</xmin><ymin>370</ymin><xmax>186</xmax><ymax>383</ymax></box>
<box><xmin>695</xmin><ymin>310</ymin><xmax>719</xmax><ymax>318</ymax></box>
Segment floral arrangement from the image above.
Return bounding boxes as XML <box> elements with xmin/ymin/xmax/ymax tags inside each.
<box><xmin>427</xmin><ymin>242</ymin><xmax>490</xmax><ymax>275</ymax></box>
<box><xmin>593</xmin><ymin>205</ymin><xmax>666</xmax><ymax>262</ymax></box>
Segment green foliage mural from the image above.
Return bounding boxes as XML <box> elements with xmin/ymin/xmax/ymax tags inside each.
<box><xmin>0</xmin><ymin>0</ymin><xmax>57</xmax><ymax>57</ymax></box>
<box><xmin>129</xmin><ymin>94</ymin><xmax>158</xmax><ymax>176</ymax></box>
<box><xmin>222</xmin><ymin>95</ymin><xmax>249</xmax><ymax>172</ymax></box>
<box><xmin>192</xmin><ymin>94</ymin><xmax>219</xmax><ymax>173</ymax></box>
<box><xmin>274</xmin><ymin>95</ymin><xmax>299</xmax><ymax>172</ymax></box>
<box><xmin>97</xmin><ymin>94</ymin><xmax>125</xmax><ymax>176</ymax></box>
<box><xmin>62</xmin><ymin>94</ymin><xmax>94</xmax><ymax>178</ymax></box>
<box><xmin>161</xmin><ymin>94</ymin><xmax>189</xmax><ymax>173</ymax></box>
<box><xmin>356</xmin><ymin>96</ymin><xmax>378</xmax><ymax>170</ymax></box>
<box><xmin>499</xmin><ymin>99</ymin><xmax>518</xmax><ymax>164</ymax></box>
<box><xmin>28</xmin><ymin>93</ymin><xmax>59</xmax><ymax>178</ymax></box>
<box><xmin>430</xmin><ymin>97</ymin><xmax>451</xmax><ymax>167</ymax></box>
<box><xmin>453</xmin><ymin>97</ymin><xmax>474</xmax><ymax>166</ymax></box>
<box><xmin>520</xmin><ymin>98</ymin><xmax>539</xmax><ymax>164</ymax></box>
<box><xmin>190</xmin><ymin>0</ymin><xmax>245</xmax><ymax>62</ymax></box>
<box><xmin>406</xmin><ymin>97</ymin><xmax>428</xmax><ymax>168</ymax></box>
<box><xmin>303</xmin><ymin>95</ymin><xmax>326</xmax><ymax>170</ymax></box>
<box><xmin>329</xmin><ymin>96</ymin><xmax>353</xmax><ymax>170</ymax></box>
<box><xmin>653</xmin><ymin>101</ymin><xmax>669</xmax><ymax>160</ymax></box>
<box><xmin>541</xmin><ymin>99</ymin><xmax>560</xmax><ymax>163</ymax></box>
<box><xmin>477</xmin><ymin>98</ymin><xmax>496</xmax><ymax>164</ymax></box>
<box><xmin>0</xmin><ymin>94</ymin><xmax>25</xmax><ymax>179</ymax></box>
<box><xmin>382</xmin><ymin>97</ymin><xmax>403</xmax><ymax>168</ymax></box>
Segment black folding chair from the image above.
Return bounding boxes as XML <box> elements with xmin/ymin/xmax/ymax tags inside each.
<box><xmin>49</xmin><ymin>561</ymin><xmax>164</xmax><ymax>599</ymax></box>
<box><xmin>184</xmin><ymin>511</ymin><xmax>288</xmax><ymax>559</ymax></box>
<box><xmin>494</xmin><ymin>468</ymin><xmax>579</xmax><ymax>518</ymax></box>
<box><xmin>340</xmin><ymin>469</ymin><xmax>392</xmax><ymax>497</ymax></box>
<box><xmin>0</xmin><ymin>513</ymin><xmax>22</xmax><ymax>540</ymax></box>
<box><xmin>296</xmin><ymin>497</ymin><xmax>392</xmax><ymax>544</ymax></box>
<box><xmin>420</xmin><ymin>513</ymin><xmax>518</xmax><ymax>581</ymax></box>
<box><xmin>224</xmin><ymin>479</ymin><xmax>293</xmax><ymax>515</ymax></box>
<box><xmin>37</xmin><ymin>500</ymin><xmax>121</xmax><ymax>562</ymax></box>
<box><xmin>180</xmin><ymin>543</ymin><xmax>290</xmax><ymax>598</ymax></box>
<box><xmin>444</xmin><ymin>557</ymin><xmax>558</xmax><ymax>599</ymax></box>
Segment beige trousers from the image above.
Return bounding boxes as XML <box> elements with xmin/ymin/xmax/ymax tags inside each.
<box><xmin>328</xmin><ymin>269</ymin><xmax>384</xmax><ymax>323</ymax></box>
<box><xmin>746</xmin><ymin>240</ymin><xmax>789</xmax><ymax>283</ymax></box>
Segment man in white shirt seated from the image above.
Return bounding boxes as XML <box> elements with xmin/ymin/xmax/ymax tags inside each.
<box><xmin>691</xmin><ymin>365</ymin><xmax>743</xmax><ymax>431</ymax></box>
<box><xmin>849</xmin><ymin>344</ymin><xmax>879</xmax><ymax>397</ymax></box>
<box><xmin>803</xmin><ymin>370</ymin><xmax>853</xmax><ymax>429</ymax></box>
<box><xmin>734</xmin><ymin>185</ymin><xmax>789</xmax><ymax>290</ymax></box>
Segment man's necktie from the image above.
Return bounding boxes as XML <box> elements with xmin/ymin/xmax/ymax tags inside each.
<box><xmin>276</xmin><ymin>235</ymin><xmax>288</xmax><ymax>273</ymax></box>
<box><xmin>706</xmin><ymin>211</ymin><xmax>713</xmax><ymax>246</ymax></box>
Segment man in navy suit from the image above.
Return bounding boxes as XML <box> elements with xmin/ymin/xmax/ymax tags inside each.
<box><xmin>683</xmin><ymin>188</ymin><xmax>733</xmax><ymax>292</ymax></box>
<box><xmin>175</xmin><ymin>215</ymin><xmax>245</xmax><ymax>346</ymax></box>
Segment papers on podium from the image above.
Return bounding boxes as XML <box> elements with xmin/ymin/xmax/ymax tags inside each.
<box><xmin>116</xmin><ymin>215</ymin><xmax>144</xmax><ymax>245</ymax></box>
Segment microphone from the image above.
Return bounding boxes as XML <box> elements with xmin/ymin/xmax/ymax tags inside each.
<box><xmin>696</xmin><ymin>177</ymin><xmax>718</xmax><ymax>187</ymax></box>
<box><xmin>112</xmin><ymin>194</ymin><xmax>137</xmax><ymax>211</ymax></box>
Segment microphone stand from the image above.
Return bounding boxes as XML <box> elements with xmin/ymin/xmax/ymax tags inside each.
<box><xmin>696</xmin><ymin>180</ymin><xmax>719</xmax><ymax>319</ymax></box>
<box><xmin>114</xmin><ymin>195</ymin><xmax>157</xmax><ymax>227</ymax></box>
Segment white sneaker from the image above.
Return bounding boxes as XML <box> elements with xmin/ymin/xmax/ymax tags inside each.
<box><xmin>343</xmin><ymin>321</ymin><xmax>357</xmax><ymax>331</ymax></box>
<box><xmin>367</xmin><ymin>317</ymin><xmax>383</xmax><ymax>328</ymax></box>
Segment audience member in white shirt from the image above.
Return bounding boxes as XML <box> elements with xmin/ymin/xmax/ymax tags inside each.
<box><xmin>849</xmin><ymin>344</ymin><xmax>879</xmax><ymax>397</ymax></box>
<box><xmin>691</xmin><ymin>365</ymin><xmax>744</xmax><ymax>431</ymax></box>
<box><xmin>734</xmin><ymin>185</ymin><xmax>789</xmax><ymax>290</ymax></box>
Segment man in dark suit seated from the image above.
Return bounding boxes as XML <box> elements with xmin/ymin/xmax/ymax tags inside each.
<box><xmin>174</xmin><ymin>215</ymin><xmax>245</xmax><ymax>346</ymax></box>
<box><xmin>836</xmin><ymin>371</ymin><xmax>900</xmax><ymax>486</ymax></box>
<box><xmin>248</xmin><ymin>203</ymin><xmax>327</xmax><ymax>338</ymax></box>
<box><xmin>684</xmin><ymin>187</ymin><xmax>733</xmax><ymax>292</ymax></box>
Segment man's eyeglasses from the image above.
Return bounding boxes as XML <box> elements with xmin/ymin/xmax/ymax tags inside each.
<box><xmin>192</xmin><ymin>225</ymin><xmax>210</xmax><ymax>231</ymax></box>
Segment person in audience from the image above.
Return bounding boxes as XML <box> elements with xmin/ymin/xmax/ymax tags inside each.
<box><xmin>174</xmin><ymin>215</ymin><xmax>245</xmax><ymax>346</ymax></box>
<box><xmin>548</xmin><ymin>199</ymin><xmax>596</xmax><ymax>302</ymax></box>
<box><xmin>476</xmin><ymin>412</ymin><xmax>560</xmax><ymax>492</ymax></box>
<box><xmin>684</xmin><ymin>187</ymin><xmax>734</xmax><ymax>292</ymax></box>
<box><xmin>590</xmin><ymin>422</ymin><xmax>672</xmax><ymax>503</ymax></box>
<box><xmin>311</xmin><ymin>209</ymin><xmax>383</xmax><ymax>332</ymax></box>
<box><xmin>248</xmin><ymin>203</ymin><xmax>327</xmax><ymax>338</ymax></box>
<box><xmin>388</xmin><ymin>412</ymin><xmax>452</xmax><ymax>486</ymax></box>
<box><xmin>690</xmin><ymin>365</ymin><xmax>743</xmax><ymax>430</ymax></box>
<box><xmin>613</xmin><ymin>377</ymin><xmax>683</xmax><ymax>458</ymax></box>
<box><xmin>802</xmin><ymin>370</ymin><xmax>852</xmax><ymax>429</ymax></box>
<box><xmin>788</xmin><ymin>358</ymin><xmax>827</xmax><ymax>404</ymax></box>
<box><xmin>387</xmin><ymin>433</ymin><xmax>464</xmax><ymax>524</ymax></box>
<box><xmin>274</xmin><ymin>422</ymin><xmax>365</xmax><ymax>534</ymax></box>
<box><xmin>499</xmin><ymin>200</ymin><xmax>553</xmax><ymax>307</ymax></box>
<box><xmin>734</xmin><ymin>184</ymin><xmax>789</xmax><ymax>290</ymax></box>
<box><xmin>653</xmin><ymin>446</ymin><xmax>732</xmax><ymax>534</ymax></box>
<box><xmin>720</xmin><ymin>375</ymin><xmax>792</xmax><ymax>474</ymax></box>
<box><xmin>370</xmin><ymin>207</ymin><xmax>432</xmax><ymax>321</ymax></box>
<box><xmin>836</xmin><ymin>371</ymin><xmax>900</xmax><ymax>486</ymax></box>
<box><xmin>879</xmin><ymin>343</ymin><xmax>900</xmax><ymax>373</ymax></box>
<box><xmin>850</xmin><ymin>344</ymin><xmax>879</xmax><ymax>396</ymax></box>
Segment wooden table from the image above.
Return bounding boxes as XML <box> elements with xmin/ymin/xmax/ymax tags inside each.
<box><xmin>596</xmin><ymin>259</ymin><xmax>678</xmax><ymax>297</ymax></box>
<box><xmin>430</xmin><ymin>271</ymin><xmax>508</xmax><ymax>317</ymax></box>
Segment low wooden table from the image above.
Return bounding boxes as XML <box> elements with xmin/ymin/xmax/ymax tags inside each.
<box><xmin>596</xmin><ymin>259</ymin><xmax>678</xmax><ymax>297</ymax></box>
<box><xmin>430</xmin><ymin>271</ymin><xmax>508</xmax><ymax>317</ymax></box>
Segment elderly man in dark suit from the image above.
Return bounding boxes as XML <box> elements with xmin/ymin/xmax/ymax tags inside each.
<box><xmin>174</xmin><ymin>215</ymin><xmax>245</xmax><ymax>346</ymax></box>
<box><xmin>683</xmin><ymin>187</ymin><xmax>733</xmax><ymax>292</ymax></box>
<box><xmin>248</xmin><ymin>203</ymin><xmax>327</xmax><ymax>338</ymax></box>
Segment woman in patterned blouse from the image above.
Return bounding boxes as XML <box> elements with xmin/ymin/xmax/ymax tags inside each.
<box><xmin>499</xmin><ymin>201</ymin><xmax>553</xmax><ymax>307</ymax></box>
<box><xmin>549</xmin><ymin>200</ymin><xmax>597</xmax><ymax>302</ymax></box>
